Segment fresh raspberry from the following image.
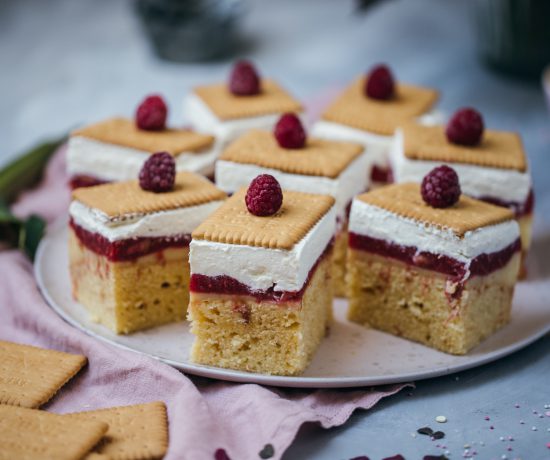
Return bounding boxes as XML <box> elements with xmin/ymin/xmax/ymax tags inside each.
<box><xmin>229</xmin><ymin>60</ymin><xmax>260</xmax><ymax>96</ymax></box>
<box><xmin>446</xmin><ymin>107</ymin><xmax>484</xmax><ymax>146</ymax></box>
<box><xmin>139</xmin><ymin>152</ymin><xmax>176</xmax><ymax>192</ymax></box>
<box><xmin>421</xmin><ymin>165</ymin><xmax>461</xmax><ymax>208</ymax></box>
<box><xmin>364</xmin><ymin>64</ymin><xmax>395</xmax><ymax>100</ymax></box>
<box><xmin>245</xmin><ymin>174</ymin><xmax>283</xmax><ymax>216</ymax></box>
<box><xmin>214</xmin><ymin>449</ymin><xmax>231</xmax><ymax>460</ymax></box>
<box><xmin>274</xmin><ymin>113</ymin><xmax>306</xmax><ymax>149</ymax></box>
<box><xmin>136</xmin><ymin>95</ymin><xmax>168</xmax><ymax>131</ymax></box>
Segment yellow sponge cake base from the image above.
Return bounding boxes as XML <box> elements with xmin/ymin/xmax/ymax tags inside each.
<box><xmin>188</xmin><ymin>254</ymin><xmax>333</xmax><ymax>375</ymax></box>
<box><xmin>69</xmin><ymin>228</ymin><xmax>189</xmax><ymax>334</ymax></box>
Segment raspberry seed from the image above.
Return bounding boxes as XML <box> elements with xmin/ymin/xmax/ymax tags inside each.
<box><xmin>421</xmin><ymin>165</ymin><xmax>461</xmax><ymax>208</ymax></box>
<box><xmin>245</xmin><ymin>174</ymin><xmax>283</xmax><ymax>216</ymax></box>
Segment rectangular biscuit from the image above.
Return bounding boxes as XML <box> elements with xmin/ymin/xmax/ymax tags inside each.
<box><xmin>220</xmin><ymin>130</ymin><xmax>363</xmax><ymax>178</ymax></box>
<box><xmin>0</xmin><ymin>340</ymin><xmax>87</xmax><ymax>408</ymax></box>
<box><xmin>192</xmin><ymin>188</ymin><xmax>335</xmax><ymax>249</ymax></box>
<box><xmin>0</xmin><ymin>405</ymin><xmax>108</xmax><ymax>460</ymax></box>
<box><xmin>65</xmin><ymin>401</ymin><xmax>168</xmax><ymax>460</ymax></box>
<box><xmin>72</xmin><ymin>172</ymin><xmax>226</xmax><ymax>218</ymax></box>
<box><xmin>357</xmin><ymin>182</ymin><xmax>514</xmax><ymax>237</ymax></box>
<box><xmin>402</xmin><ymin>122</ymin><xmax>527</xmax><ymax>172</ymax></box>
<box><xmin>194</xmin><ymin>79</ymin><xmax>303</xmax><ymax>120</ymax></box>
<box><xmin>322</xmin><ymin>78</ymin><xmax>438</xmax><ymax>135</ymax></box>
<box><xmin>72</xmin><ymin>118</ymin><xmax>214</xmax><ymax>155</ymax></box>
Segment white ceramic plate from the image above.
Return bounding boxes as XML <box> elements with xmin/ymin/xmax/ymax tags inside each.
<box><xmin>35</xmin><ymin>220</ymin><xmax>550</xmax><ymax>388</ymax></box>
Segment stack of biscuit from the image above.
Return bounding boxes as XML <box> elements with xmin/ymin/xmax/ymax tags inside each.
<box><xmin>0</xmin><ymin>340</ymin><xmax>169</xmax><ymax>460</ymax></box>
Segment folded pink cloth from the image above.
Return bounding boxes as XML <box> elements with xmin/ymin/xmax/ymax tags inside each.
<box><xmin>2</xmin><ymin>145</ymin><xmax>409</xmax><ymax>460</ymax></box>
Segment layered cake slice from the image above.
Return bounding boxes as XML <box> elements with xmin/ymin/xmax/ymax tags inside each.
<box><xmin>312</xmin><ymin>64</ymin><xmax>439</xmax><ymax>186</ymax></box>
<box><xmin>67</xmin><ymin>95</ymin><xmax>216</xmax><ymax>187</ymax></box>
<box><xmin>390</xmin><ymin>108</ymin><xmax>533</xmax><ymax>267</ymax></box>
<box><xmin>184</xmin><ymin>60</ymin><xmax>303</xmax><ymax>151</ymax></box>
<box><xmin>215</xmin><ymin>114</ymin><xmax>368</xmax><ymax>297</ymax></box>
<box><xmin>188</xmin><ymin>175</ymin><xmax>336</xmax><ymax>375</ymax></box>
<box><xmin>347</xmin><ymin>168</ymin><xmax>521</xmax><ymax>354</ymax></box>
<box><xmin>69</xmin><ymin>156</ymin><xmax>226</xmax><ymax>334</ymax></box>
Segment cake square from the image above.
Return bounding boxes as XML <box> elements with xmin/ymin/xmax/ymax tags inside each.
<box><xmin>69</xmin><ymin>172</ymin><xmax>226</xmax><ymax>334</ymax></box>
<box><xmin>68</xmin><ymin>118</ymin><xmax>217</xmax><ymax>187</ymax></box>
<box><xmin>185</xmin><ymin>77</ymin><xmax>303</xmax><ymax>151</ymax></box>
<box><xmin>216</xmin><ymin>129</ymin><xmax>368</xmax><ymax>296</ymax></box>
<box><xmin>390</xmin><ymin>123</ymin><xmax>533</xmax><ymax>265</ymax></box>
<box><xmin>347</xmin><ymin>183</ymin><xmax>521</xmax><ymax>355</ymax></box>
<box><xmin>188</xmin><ymin>189</ymin><xmax>336</xmax><ymax>375</ymax></box>
<box><xmin>312</xmin><ymin>75</ymin><xmax>439</xmax><ymax>185</ymax></box>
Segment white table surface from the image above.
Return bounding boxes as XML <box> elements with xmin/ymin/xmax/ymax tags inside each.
<box><xmin>2</xmin><ymin>1</ymin><xmax>549</xmax><ymax>458</ymax></box>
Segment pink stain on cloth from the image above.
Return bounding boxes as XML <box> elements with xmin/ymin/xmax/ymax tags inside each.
<box><xmin>2</xmin><ymin>145</ymin><xmax>411</xmax><ymax>460</ymax></box>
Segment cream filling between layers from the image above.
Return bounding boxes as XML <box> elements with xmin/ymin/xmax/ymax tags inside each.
<box><xmin>67</xmin><ymin>136</ymin><xmax>219</xmax><ymax>181</ymax></box>
<box><xmin>184</xmin><ymin>92</ymin><xmax>305</xmax><ymax>148</ymax></box>
<box><xmin>349</xmin><ymin>199</ymin><xmax>520</xmax><ymax>265</ymax></box>
<box><xmin>190</xmin><ymin>204</ymin><xmax>336</xmax><ymax>292</ymax></box>
<box><xmin>389</xmin><ymin>129</ymin><xmax>532</xmax><ymax>203</ymax></box>
<box><xmin>215</xmin><ymin>153</ymin><xmax>369</xmax><ymax>225</ymax></box>
<box><xmin>311</xmin><ymin>110</ymin><xmax>445</xmax><ymax>169</ymax></box>
<box><xmin>69</xmin><ymin>200</ymin><xmax>224</xmax><ymax>241</ymax></box>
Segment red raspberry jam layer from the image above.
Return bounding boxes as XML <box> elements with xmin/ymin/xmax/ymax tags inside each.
<box><xmin>478</xmin><ymin>188</ymin><xmax>534</xmax><ymax>218</ymax></box>
<box><xmin>69</xmin><ymin>175</ymin><xmax>108</xmax><ymax>189</ymax></box>
<box><xmin>370</xmin><ymin>165</ymin><xmax>392</xmax><ymax>183</ymax></box>
<box><xmin>70</xmin><ymin>219</ymin><xmax>191</xmax><ymax>262</ymax></box>
<box><xmin>349</xmin><ymin>232</ymin><xmax>521</xmax><ymax>279</ymax></box>
<box><xmin>190</xmin><ymin>242</ymin><xmax>333</xmax><ymax>303</ymax></box>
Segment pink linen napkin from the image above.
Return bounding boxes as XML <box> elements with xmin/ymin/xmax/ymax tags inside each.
<box><xmin>1</xmin><ymin>145</ymin><xmax>410</xmax><ymax>460</ymax></box>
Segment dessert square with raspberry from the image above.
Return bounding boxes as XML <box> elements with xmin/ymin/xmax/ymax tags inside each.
<box><xmin>390</xmin><ymin>120</ymin><xmax>533</xmax><ymax>269</ymax></box>
<box><xmin>347</xmin><ymin>182</ymin><xmax>521</xmax><ymax>354</ymax></box>
<box><xmin>216</xmin><ymin>124</ymin><xmax>368</xmax><ymax>297</ymax></box>
<box><xmin>68</xmin><ymin>171</ymin><xmax>226</xmax><ymax>334</ymax></box>
<box><xmin>188</xmin><ymin>185</ymin><xmax>336</xmax><ymax>375</ymax></box>
<box><xmin>312</xmin><ymin>66</ymin><xmax>439</xmax><ymax>186</ymax></box>
<box><xmin>184</xmin><ymin>61</ymin><xmax>303</xmax><ymax>152</ymax></box>
<box><xmin>67</xmin><ymin>117</ymin><xmax>217</xmax><ymax>187</ymax></box>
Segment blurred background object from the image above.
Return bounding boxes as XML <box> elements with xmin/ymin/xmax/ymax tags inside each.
<box><xmin>135</xmin><ymin>0</ymin><xmax>245</xmax><ymax>62</ymax></box>
<box><xmin>472</xmin><ymin>0</ymin><xmax>550</xmax><ymax>79</ymax></box>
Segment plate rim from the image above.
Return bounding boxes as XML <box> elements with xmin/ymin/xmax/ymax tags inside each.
<box><xmin>34</xmin><ymin>218</ymin><xmax>550</xmax><ymax>388</ymax></box>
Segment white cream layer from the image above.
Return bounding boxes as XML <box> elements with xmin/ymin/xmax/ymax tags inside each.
<box><xmin>389</xmin><ymin>129</ymin><xmax>532</xmax><ymax>203</ymax></box>
<box><xmin>69</xmin><ymin>199</ymin><xmax>224</xmax><ymax>242</ymax></box>
<box><xmin>215</xmin><ymin>153</ymin><xmax>368</xmax><ymax>224</ymax></box>
<box><xmin>67</xmin><ymin>136</ymin><xmax>219</xmax><ymax>181</ymax></box>
<box><xmin>349</xmin><ymin>198</ymin><xmax>520</xmax><ymax>264</ymax></box>
<box><xmin>184</xmin><ymin>92</ymin><xmax>304</xmax><ymax>149</ymax></box>
<box><xmin>311</xmin><ymin>110</ymin><xmax>445</xmax><ymax>170</ymax></box>
<box><xmin>190</xmin><ymin>204</ymin><xmax>336</xmax><ymax>292</ymax></box>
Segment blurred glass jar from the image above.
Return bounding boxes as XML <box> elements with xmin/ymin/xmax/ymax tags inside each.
<box><xmin>473</xmin><ymin>0</ymin><xmax>550</xmax><ymax>79</ymax></box>
<box><xmin>135</xmin><ymin>0</ymin><xmax>245</xmax><ymax>62</ymax></box>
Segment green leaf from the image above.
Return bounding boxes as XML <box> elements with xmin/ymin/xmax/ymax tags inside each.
<box><xmin>0</xmin><ymin>135</ymin><xmax>66</xmax><ymax>203</ymax></box>
<box><xmin>19</xmin><ymin>215</ymin><xmax>46</xmax><ymax>261</ymax></box>
<box><xmin>0</xmin><ymin>199</ymin><xmax>21</xmax><ymax>224</ymax></box>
